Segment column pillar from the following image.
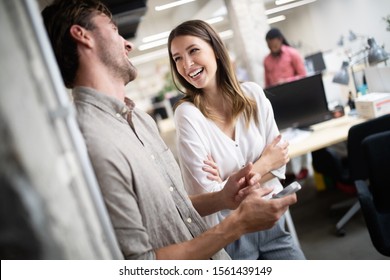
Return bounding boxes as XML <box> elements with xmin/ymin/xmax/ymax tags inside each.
<box><xmin>224</xmin><ymin>0</ymin><xmax>269</xmax><ymax>87</ymax></box>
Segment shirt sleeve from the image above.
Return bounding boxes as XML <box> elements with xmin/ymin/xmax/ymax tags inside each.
<box><xmin>86</xmin><ymin>136</ymin><xmax>156</xmax><ymax>260</ymax></box>
<box><xmin>263</xmin><ymin>56</ymin><xmax>271</xmax><ymax>88</ymax></box>
<box><xmin>244</xmin><ymin>82</ymin><xmax>286</xmax><ymax>179</ymax></box>
<box><xmin>291</xmin><ymin>48</ymin><xmax>307</xmax><ymax>77</ymax></box>
<box><xmin>174</xmin><ymin>103</ymin><xmax>226</xmax><ymax>195</ymax></box>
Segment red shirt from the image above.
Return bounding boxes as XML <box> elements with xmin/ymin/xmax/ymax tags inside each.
<box><xmin>264</xmin><ymin>45</ymin><xmax>307</xmax><ymax>88</ymax></box>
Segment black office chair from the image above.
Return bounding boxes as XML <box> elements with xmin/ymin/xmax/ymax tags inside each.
<box><xmin>311</xmin><ymin>114</ymin><xmax>390</xmax><ymax>236</ymax></box>
<box><xmin>355</xmin><ymin>130</ymin><xmax>390</xmax><ymax>257</ymax></box>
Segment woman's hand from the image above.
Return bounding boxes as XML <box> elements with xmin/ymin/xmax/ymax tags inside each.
<box><xmin>260</xmin><ymin>135</ymin><xmax>289</xmax><ymax>173</ymax></box>
<box><xmin>202</xmin><ymin>155</ymin><xmax>223</xmax><ymax>183</ymax></box>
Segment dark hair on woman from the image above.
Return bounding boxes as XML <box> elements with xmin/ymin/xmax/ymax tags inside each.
<box><xmin>167</xmin><ymin>20</ymin><xmax>258</xmax><ymax>127</ymax></box>
<box><xmin>265</xmin><ymin>28</ymin><xmax>290</xmax><ymax>46</ymax></box>
<box><xmin>41</xmin><ymin>0</ymin><xmax>112</xmax><ymax>88</ymax></box>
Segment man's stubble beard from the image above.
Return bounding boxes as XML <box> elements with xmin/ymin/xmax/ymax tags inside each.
<box><xmin>100</xmin><ymin>51</ymin><xmax>137</xmax><ymax>85</ymax></box>
<box><xmin>95</xmin><ymin>34</ymin><xmax>138</xmax><ymax>85</ymax></box>
<box><xmin>125</xmin><ymin>61</ymin><xmax>137</xmax><ymax>85</ymax></box>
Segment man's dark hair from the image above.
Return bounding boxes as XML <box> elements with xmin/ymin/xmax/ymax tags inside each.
<box><xmin>41</xmin><ymin>0</ymin><xmax>112</xmax><ymax>88</ymax></box>
<box><xmin>265</xmin><ymin>28</ymin><xmax>290</xmax><ymax>46</ymax></box>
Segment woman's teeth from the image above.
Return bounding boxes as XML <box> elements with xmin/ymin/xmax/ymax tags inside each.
<box><xmin>189</xmin><ymin>68</ymin><xmax>203</xmax><ymax>78</ymax></box>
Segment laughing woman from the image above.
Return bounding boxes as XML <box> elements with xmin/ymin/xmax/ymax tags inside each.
<box><xmin>167</xmin><ymin>20</ymin><xmax>305</xmax><ymax>260</ymax></box>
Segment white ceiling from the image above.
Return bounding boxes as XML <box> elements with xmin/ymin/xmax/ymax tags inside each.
<box><xmin>134</xmin><ymin>0</ymin><xmax>277</xmax><ymax>40</ymax></box>
<box><xmin>36</xmin><ymin>0</ymin><xmax>280</xmax><ymax>64</ymax></box>
<box><xmin>129</xmin><ymin>0</ymin><xmax>229</xmax><ymax>59</ymax></box>
<box><xmin>129</xmin><ymin>0</ymin><xmax>280</xmax><ymax>63</ymax></box>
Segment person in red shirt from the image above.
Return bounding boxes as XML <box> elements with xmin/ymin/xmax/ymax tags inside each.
<box><xmin>264</xmin><ymin>28</ymin><xmax>307</xmax><ymax>88</ymax></box>
<box><xmin>263</xmin><ymin>28</ymin><xmax>308</xmax><ymax>182</ymax></box>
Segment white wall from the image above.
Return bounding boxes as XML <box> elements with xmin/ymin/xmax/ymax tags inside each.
<box><xmin>272</xmin><ymin>0</ymin><xmax>390</xmax><ymax>106</ymax></box>
<box><xmin>273</xmin><ymin>0</ymin><xmax>390</xmax><ymax>56</ymax></box>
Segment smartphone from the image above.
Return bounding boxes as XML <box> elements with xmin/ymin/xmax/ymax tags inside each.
<box><xmin>272</xmin><ymin>181</ymin><xmax>301</xmax><ymax>199</ymax></box>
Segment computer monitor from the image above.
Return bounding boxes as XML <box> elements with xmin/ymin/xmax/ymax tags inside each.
<box><xmin>264</xmin><ymin>73</ymin><xmax>333</xmax><ymax>131</ymax></box>
<box><xmin>305</xmin><ymin>52</ymin><xmax>326</xmax><ymax>74</ymax></box>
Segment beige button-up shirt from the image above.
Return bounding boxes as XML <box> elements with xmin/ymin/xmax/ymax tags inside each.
<box><xmin>72</xmin><ymin>87</ymin><xmax>230</xmax><ymax>260</ymax></box>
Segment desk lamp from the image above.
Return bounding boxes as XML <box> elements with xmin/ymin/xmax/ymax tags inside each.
<box><xmin>332</xmin><ymin>61</ymin><xmax>350</xmax><ymax>85</ymax></box>
<box><xmin>333</xmin><ymin>37</ymin><xmax>389</xmax><ymax>91</ymax></box>
<box><xmin>333</xmin><ymin>48</ymin><xmax>366</xmax><ymax>87</ymax></box>
<box><xmin>367</xmin><ymin>37</ymin><xmax>389</xmax><ymax>65</ymax></box>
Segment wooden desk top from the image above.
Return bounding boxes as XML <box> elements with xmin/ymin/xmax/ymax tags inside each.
<box><xmin>159</xmin><ymin>113</ymin><xmax>368</xmax><ymax>159</ymax></box>
<box><xmin>288</xmin><ymin>115</ymin><xmax>367</xmax><ymax>158</ymax></box>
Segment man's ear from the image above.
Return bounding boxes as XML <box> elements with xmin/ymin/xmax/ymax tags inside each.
<box><xmin>69</xmin><ymin>25</ymin><xmax>93</xmax><ymax>47</ymax></box>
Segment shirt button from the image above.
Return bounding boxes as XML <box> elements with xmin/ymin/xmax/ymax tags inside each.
<box><xmin>151</xmin><ymin>155</ymin><xmax>155</xmax><ymax>160</ymax></box>
<box><xmin>235</xmin><ymin>144</ymin><xmax>238</xmax><ymax>147</ymax></box>
<box><xmin>115</xmin><ymin>113</ymin><xmax>121</xmax><ymax>118</ymax></box>
<box><xmin>186</xmin><ymin>217</ymin><xmax>192</xmax><ymax>223</ymax></box>
<box><xmin>169</xmin><ymin>186</ymin><xmax>174</xmax><ymax>192</ymax></box>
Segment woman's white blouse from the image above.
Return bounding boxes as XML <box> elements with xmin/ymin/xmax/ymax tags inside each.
<box><xmin>174</xmin><ymin>82</ymin><xmax>285</xmax><ymax>227</ymax></box>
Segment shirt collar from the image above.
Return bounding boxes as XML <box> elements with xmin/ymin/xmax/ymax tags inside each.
<box><xmin>72</xmin><ymin>86</ymin><xmax>135</xmax><ymax>119</ymax></box>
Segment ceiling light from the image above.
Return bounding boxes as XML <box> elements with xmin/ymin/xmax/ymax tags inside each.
<box><xmin>267</xmin><ymin>15</ymin><xmax>286</xmax><ymax>24</ymax></box>
<box><xmin>138</xmin><ymin>38</ymin><xmax>168</xmax><ymax>51</ymax></box>
<box><xmin>205</xmin><ymin>16</ymin><xmax>224</xmax><ymax>25</ymax></box>
<box><xmin>155</xmin><ymin>0</ymin><xmax>196</xmax><ymax>11</ymax></box>
<box><xmin>142</xmin><ymin>31</ymin><xmax>171</xmax><ymax>43</ymax></box>
<box><xmin>275</xmin><ymin>0</ymin><xmax>297</xmax><ymax>5</ymax></box>
<box><xmin>218</xmin><ymin>29</ymin><xmax>234</xmax><ymax>40</ymax></box>
<box><xmin>131</xmin><ymin>49</ymin><xmax>168</xmax><ymax>65</ymax></box>
<box><xmin>266</xmin><ymin>0</ymin><xmax>316</xmax><ymax>15</ymax></box>
<box><xmin>139</xmin><ymin>16</ymin><xmax>224</xmax><ymax>49</ymax></box>
<box><xmin>133</xmin><ymin>30</ymin><xmax>233</xmax><ymax>65</ymax></box>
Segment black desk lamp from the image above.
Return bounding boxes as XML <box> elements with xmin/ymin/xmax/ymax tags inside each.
<box><xmin>333</xmin><ymin>37</ymin><xmax>388</xmax><ymax>90</ymax></box>
<box><xmin>367</xmin><ymin>37</ymin><xmax>389</xmax><ymax>65</ymax></box>
<box><xmin>332</xmin><ymin>61</ymin><xmax>350</xmax><ymax>85</ymax></box>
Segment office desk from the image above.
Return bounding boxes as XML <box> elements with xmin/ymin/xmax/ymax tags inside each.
<box><xmin>284</xmin><ymin>115</ymin><xmax>367</xmax><ymax>244</ymax></box>
<box><xmin>158</xmin><ymin>115</ymin><xmax>367</xmax><ymax>248</ymax></box>
<box><xmin>288</xmin><ymin>115</ymin><xmax>367</xmax><ymax>158</ymax></box>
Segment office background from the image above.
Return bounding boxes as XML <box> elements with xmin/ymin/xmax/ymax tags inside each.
<box><xmin>1</xmin><ymin>0</ymin><xmax>388</xmax><ymax>260</ymax></box>
<box><xmin>78</xmin><ymin>0</ymin><xmax>389</xmax><ymax>113</ymax></box>
<box><xmin>116</xmin><ymin>0</ymin><xmax>390</xmax><ymax>259</ymax></box>
<box><xmin>36</xmin><ymin>0</ymin><xmax>390</xmax><ymax>108</ymax></box>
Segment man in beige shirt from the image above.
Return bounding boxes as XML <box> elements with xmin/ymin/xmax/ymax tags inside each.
<box><xmin>41</xmin><ymin>0</ymin><xmax>297</xmax><ymax>259</ymax></box>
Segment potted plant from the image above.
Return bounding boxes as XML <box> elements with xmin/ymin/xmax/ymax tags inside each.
<box><xmin>384</xmin><ymin>15</ymin><xmax>390</xmax><ymax>31</ymax></box>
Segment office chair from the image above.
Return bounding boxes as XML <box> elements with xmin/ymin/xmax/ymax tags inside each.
<box><xmin>355</xmin><ymin>130</ymin><xmax>390</xmax><ymax>257</ymax></box>
<box><xmin>311</xmin><ymin>114</ymin><xmax>390</xmax><ymax>236</ymax></box>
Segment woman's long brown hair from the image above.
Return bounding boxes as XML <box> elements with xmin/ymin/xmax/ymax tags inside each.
<box><xmin>168</xmin><ymin>20</ymin><xmax>259</xmax><ymax>127</ymax></box>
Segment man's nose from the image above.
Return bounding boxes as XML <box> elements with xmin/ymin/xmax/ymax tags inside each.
<box><xmin>125</xmin><ymin>40</ymin><xmax>134</xmax><ymax>53</ymax></box>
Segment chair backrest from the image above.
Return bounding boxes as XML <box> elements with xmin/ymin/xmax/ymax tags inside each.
<box><xmin>347</xmin><ymin>114</ymin><xmax>390</xmax><ymax>181</ymax></box>
<box><xmin>362</xmin><ymin>130</ymin><xmax>390</xmax><ymax>213</ymax></box>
